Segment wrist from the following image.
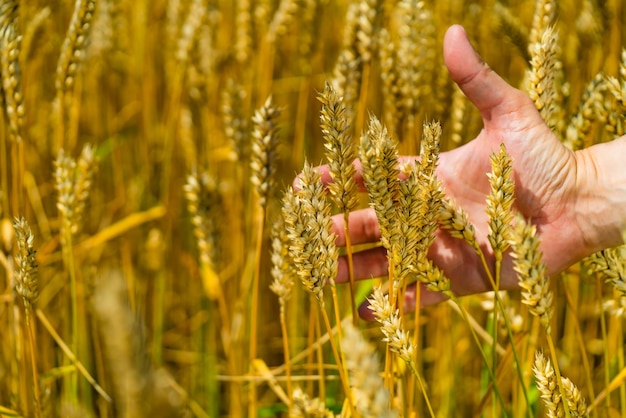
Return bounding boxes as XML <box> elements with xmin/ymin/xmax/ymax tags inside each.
<box><xmin>575</xmin><ymin>136</ymin><xmax>626</xmax><ymax>253</ymax></box>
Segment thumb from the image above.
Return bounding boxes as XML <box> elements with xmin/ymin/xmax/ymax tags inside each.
<box><xmin>443</xmin><ymin>25</ymin><xmax>523</xmax><ymax>125</ymax></box>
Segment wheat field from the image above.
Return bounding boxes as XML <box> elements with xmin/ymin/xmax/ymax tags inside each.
<box><xmin>0</xmin><ymin>0</ymin><xmax>625</xmax><ymax>416</ymax></box>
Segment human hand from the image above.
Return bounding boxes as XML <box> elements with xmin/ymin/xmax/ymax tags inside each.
<box><xmin>317</xmin><ymin>25</ymin><xmax>617</xmax><ymax>318</ymax></box>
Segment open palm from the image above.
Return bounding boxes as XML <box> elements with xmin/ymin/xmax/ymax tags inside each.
<box><xmin>325</xmin><ymin>25</ymin><xmax>600</xmax><ymax>316</ymax></box>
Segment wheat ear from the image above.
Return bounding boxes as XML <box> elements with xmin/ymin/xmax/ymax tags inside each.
<box><xmin>585</xmin><ymin>246</ymin><xmax>626</xmax><ymax>317</ymax></box>
<box><xmin>534</xmin><ymin>351</ymin><xmax>587</xmax><ymax>417</ymax></box>
<box><xmin>54</xmin><ymin>0</ymin><xmax>96</xmax><ymax>150</ymax></box>
<box><xmin>285</xmin><ymin>162</ymin><xmax>355</xmax><ymax>414</ymax></box>
<box><xmin>319</xmin><ymin>81</ymin><xmax>358</xmax><ymax>321</ymax></box>
<box><xmin>250</xmin><ymin>96</ymin><xmax>281</xmax><ymax>209</ymax></box>
<box><xmin>526</xmin><ymin>25</ymin><xmax>560</xmax><ymax>130</ymax></box>
<box><xmin>343</xmin><ymin>322</ymin><xmax>398</xmax><ymax>418</ymax></box>
<box><xmin>291</xmin><ymin>387</ymin><xmax>334</xmax><ymax>418</ymax></box>
<box><xmin>54</xmin><ymin>143</ymin><xmax>96</xmax><ymax>401</ymax></box>
<box><xmin>512</xmin><ymin>215</ymin><xmax>571</xmax><ymax>417</ymax></box>
<box><xmin>13</xmin><ymin>216</ymin><xmax>42</xmax><ymax>417</ymax></box>
<box><xmin>395</xmin><ymin>0</ymin><xmax>436</xmax><ymax>139</ymax></box>
<box><xmin>368</xmin><ymin>286</ymin><xmax>435</xmax><ymax>417</ymax></box>
<box><xmin>248</xmin><ymin>96</ymin><xmax>281</xmax><ymax>416</ymax></box>
<box><xmin>564</xmin><ymin>74</ymin><xmax>608</xmax><ymax>150</ymax></box>
<box><xmin>269</xmin><ymin>218</ymin><xmax>295</xmax><ymax>407</ymax></box>
<box><xmin>0</xmin><ymin>1</ymin><xmax>24</xmax><ymax>143</ymax></box>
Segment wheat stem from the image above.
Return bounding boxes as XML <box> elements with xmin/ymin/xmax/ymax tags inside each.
<box><xmin>319</xmin><ymin>304</ymin><xmax>355</xmax><ymax>415</ymax></box>
<box><xmin>562</xmin><ymin>281</ymin><xmax>598</xmax><ymax>418</ymax></box>
<box><xmin>35</xmin><ymin>309</ymin><xmax>111</xmax><ymax>403</ymax></box>
<box><xmin>446</xmin><ymin>292</ymin><xmax>508</xmax><ymax>415</ymax></box>
<box><xmin>24</xmin><ymin>312</ymin><xmax>41</xmax><ymax>418</ymax></box>
<box><xmin>248</xmin><ymin>207</ymin><xmax>264</xmax><ymax>418</ymax></box>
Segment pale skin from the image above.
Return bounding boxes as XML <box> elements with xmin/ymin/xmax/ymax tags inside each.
<box><xmin>311</xmin><ymin>25</ymin><xmax>626</xmax><ymax>319</ymax></box>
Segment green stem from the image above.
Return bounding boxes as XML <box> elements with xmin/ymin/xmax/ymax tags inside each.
<box><xmin>279</xmin><ymin>306</ymin><xmax>293</xmax><ymax>412</ymax></box>
<box><xmin>447</xmin><ymin>292</ymin><xmax>508</xmax><ymax>416</ymax></box>
<box><xmin>24</xmin><ymin>310</ymin><xmax>42</xmax><ymax>418</ymax></box>
<box><xmin>61</xmin><ymin>226</ymin><xmax>78</xmax><ymax>403</ymax></box>
<box><xmin>407</xmin><ymin>360</ymin><xmax>435</xmax><ymax>418</ymax></box>
<box><xmin>248</xmin><ymin>207</ymin><xmax>265</xmax><ymax>418</ymax></box>
<box><xmin>319</xmin><ymin>303</ymin><xmax>355</xmax><ymax>416</ymax></box>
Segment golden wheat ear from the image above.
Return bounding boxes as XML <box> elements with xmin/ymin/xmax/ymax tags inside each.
<box><xmin>342</xmin><ymin>322</ymin><xmax>395</xmax><ymax>417</ymax></box>
<box><xmin>533</xmin><ymin>351</ymin><xmax>588</xmax><ymax>417</ymax></box>
<box><xmin>13</xmin><ymin>216</ymin><xmax>38</xmax><ymax>311</ymax></box>
<box><xmin>250</xmin><ymin>96</ymin><xmax>281</xmax><ymax>210</ymax></box>
<box><xmin>0</xmin><ymin>2</ymin><xmax>25</xmax><ymax>144</ymax></box>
